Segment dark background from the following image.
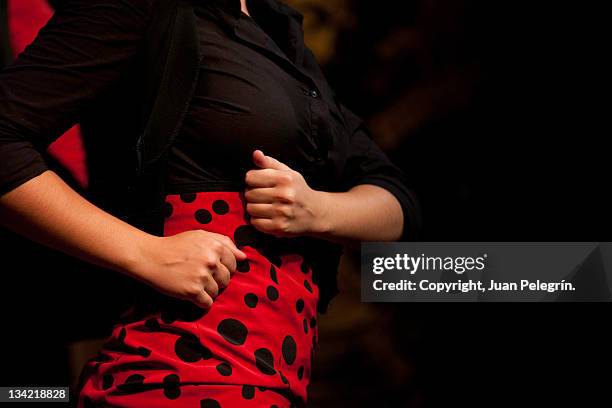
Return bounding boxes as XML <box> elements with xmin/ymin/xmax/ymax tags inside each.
<box><xmin>1</xmin><ymin>0</ymin><xmax>610</xmax><ymax>407</ymax></box>
<box><xmin>292</xmin><ymin>1</ymin><xmax>610</xmax><ymax>406</ymax></box>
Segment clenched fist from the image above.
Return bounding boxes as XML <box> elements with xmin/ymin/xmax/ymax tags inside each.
<box><xmin>244</xmin><ymin>150</ymin><xmax>327</xmax><ymax>237</ymax></box>
<box><xmin>135</xmin><ymin>230</ymin><xmax>247</xmax><ymax>308</ymax></box>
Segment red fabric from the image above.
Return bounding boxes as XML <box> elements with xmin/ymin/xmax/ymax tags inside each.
<box><xmin>7</xmin><ymin>0</ymin><xmax>88</xmax><ymax>187</ymax></box>
<box><xmin>78</xmin><ymin>192</ymin><xmax>319</xmax><ymax>407</ymax></box>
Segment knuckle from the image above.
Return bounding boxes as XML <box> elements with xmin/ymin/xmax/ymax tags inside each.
<box><xmin>186</xmin><ymin>284</ymin><xmax>203</xmax><ymax>298</ymax></box>
<box><xmin>221</xmin><ymin>236</ymin><xmax>235</xmax><ymax>248</ymax></box>
<box><xmin>202</xmin><ymin>253</ymin><xmax>217</xmax><ymax>268</ymax></box>
<box><xmin>199</xmin><ymin>271</ymin><xmax>211</xmax><ymax>284</ymax></box>
<box><xmin>278</xmin><ymin>173</ymin><xmax>292</xmax><ymax>185</ymax></box>
<box><xmin>281</xmin><ymin>188</ymin><xmax>296</xmax><ymax>203</ymax></box>
<box><xmin>278</xmin><ymin>205</ymin><xmax>292</xmax><ymax>218</ymax></box>
<box><xmin>210</xmin><ymin>239</ymin><xmax>223</xmax><ymax>252</ymax></box>
<box><xmin>278</xmin><ymin>219</ymin><xmax>291</xmax><ymax>233</ymax></box>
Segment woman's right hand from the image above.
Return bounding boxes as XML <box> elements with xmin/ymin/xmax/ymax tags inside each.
<box><xmin>133</xmin><ymin>230</ymin><xmax>247</xmax><ymax>308</ymax></box>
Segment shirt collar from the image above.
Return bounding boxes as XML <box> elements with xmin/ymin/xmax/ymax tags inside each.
<box><xmin>205</xmin><ymin>0</ymin><xmax>306</xmax><ymax>65</ymax></box>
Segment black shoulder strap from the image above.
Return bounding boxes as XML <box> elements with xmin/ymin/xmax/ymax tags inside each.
<box><xmin>125</xmin><ymin>0</ymin><xmax>202</xmax><ymax>235</ymax></box>
<box><xmin>137</xmin><ymin>0</ymin><xmax>202</xmax><ymax>170</ymax></box>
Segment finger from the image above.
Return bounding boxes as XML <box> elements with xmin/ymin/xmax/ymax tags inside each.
<box><xmin>218</xmin><ymin>244</ymin><xmax>238</xmax><ymax>273</ymax></box>
<box><xmin>193</xmin><ymin>290</ymin><xmax>214</xmax><ymax>309</ymax></box>
<box><xmin>252</xmin><ymin>149</ymin><xmax>291</xmax><ymax>171</ymax></box>
<box><xmin>244</xmin><ymin>187</ymin><xmax>277</xmax><ymax>203</ymax></box>
<box><xmin>202</xmin><ymin>276</ymin><xmax>220</xmax><ymax>298</ymax></box>
<box><xmin>246</xmin><ymin>203</ymin><xmax>275</xmax><ymax>219</ymax></box>
<box><xmin>212</xmin><ymin>233</ymin><xmax>247</xmax><ymax>260</ymax></box>
<box><xmin>251</xmin><ymin>217</ymin><xmax>286</xmax><ymax>236</ymax></box>
<box><xmin>212</xmin><ymin>262</ymin><xmax>231</xmax><ymax>288</ymax></box>
<box><xmin>245</xmin><ymin>168</ymin><xmax>282</xmax><ymax>188</ymax></box>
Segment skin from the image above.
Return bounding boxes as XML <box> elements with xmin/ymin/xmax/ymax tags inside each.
<box><xmin>0</xmin><ymin>0</ymin><xmax>404</xmax><ymax>309</ymax></box>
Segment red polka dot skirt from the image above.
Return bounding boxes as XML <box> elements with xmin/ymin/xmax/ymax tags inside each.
<box><xmin>77</xmin><ymin>192</ymin><xmax>320</xmax><ymax>408</ymax></box>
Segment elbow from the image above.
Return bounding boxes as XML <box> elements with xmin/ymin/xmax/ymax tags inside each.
<box><xmin>387</xmin><ymin>188</ymin><xmax>421</xmax><ymax>242</ymax></box>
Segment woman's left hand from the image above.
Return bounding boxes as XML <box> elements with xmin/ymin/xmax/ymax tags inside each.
<box><xmin>244</xmin><ymin>150</ymin><xmax>328</xmax><ymax>237</ymax></box>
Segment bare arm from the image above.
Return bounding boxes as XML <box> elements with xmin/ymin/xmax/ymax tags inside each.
<box><xmin>309</xmin><ymin>184</ymin><xmax>404</xmax><ymax>246</ymax></box>
<box><xmin>244</xmin><ymin>150</ymin><xmax>407</xmax><ymax>249</ymax></box>
<box><xmin>0</xmin><ymin>171</ymin><xmax>152</xmax><ymax>275</ymax></box>
<box><xmin>0</xmin><ymin>1</ymin><xmax>247</xmax><ymax>307</ymax></box>
<box><xmin>0</xmin><ymin>171</ymin><xmax>246</xmax><ymax>307</ymax></box>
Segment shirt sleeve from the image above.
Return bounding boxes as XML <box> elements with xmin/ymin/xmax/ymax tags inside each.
<box><xmin>337</xmin><ymin>102</ymin><xmax>421</xmax><ymax>241</ymax></box>
<box><xmin>0</xmin><ymin>0</ymin><xmax>153</xmax><ymax>196</ymax></box>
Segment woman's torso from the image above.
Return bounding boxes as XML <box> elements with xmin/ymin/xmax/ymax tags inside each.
<box><xmin>79</xmin><ymin>2</ymin><xmax>333</xmax><ymax>406</ymax></box>
<box><xmin>166</xmin><ymin>0</ymin><xmax>336</xmax><ymax>193</ymax></box>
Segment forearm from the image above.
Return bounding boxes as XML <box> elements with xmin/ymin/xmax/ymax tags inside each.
<box><xmin>309</xmin><ymin>184</ymin><xmax>404</xmax><ymax>247</ymax></box>
<box><xmin>0</xmin><ymin>170</ymin><xmax>153</xmax><ymax>279</ymax></box>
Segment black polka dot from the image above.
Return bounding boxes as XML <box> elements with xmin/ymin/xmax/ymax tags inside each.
<box><xmin>217</xmin><ymin>318</ymin><xmax>248</xmax><ymax>345</ymax></box>
<box><xmin>271</xmin><ymin>405</ymin><xmax>279</xmax><ymax>408</ymax></box>
<box><xmin>161</xmin><ymin>310</ymin><xmax>176</xmax><ymax>324</ymax></box>
<box><xmin>244</xmin><ymin>293</ymin><xmax>258</xmax><ymax>308</ymax></box>
<box><xmin>175</xmin><ymin>334</ymin><xmax>212</xmax><ymax>362</ymax></box>
<box><xmin>180</xmin><ymin>193</ymin><xmax>197</xmax><ymax>203</ymax></box>
<box><xmin>303</xmin><ymin>319</ymin><xmax>308</xmax><ymax>334</ymax></box>
<box><xmin>257</xmin><ymin>386</ymin><xmax>266</xmax><ymax>392</ymax></box>
<box><xmin>242</xmin><ymin>385</ymin><xmax>255</xmax><ymax>400</ymax></box>
<box><xmin>282</xmin><ymin>335</ymin><xmax>297</xmax><ymax>365</ymax></box>
<box><xmin>254</xmin><ymin>348</ymin><xmax>276</xmax><ymax>375</ymax></box>
<box><xmin>297</xmin><ymin>366</ymin><xmax>304</xmax><ymax>380</ymax></box>
<box><xmin>266</xmin><ymin>253</ymin><xmax>282</xmax><ymax>267</ymax></box>
<box><xmin>269</xmin><ymin>265</ymin><xmax>278</xmax><ymax>284</ymax></box>
<box><xmin>145</xmin><ymin>318</ymin><xmax>161</xmax><ymax>331</ymax></box>
<box><xmin>137</xmin><ymin>346</ymin><xmax>151</xmax><ymax>358</ymax></box>
<box><xmin>304</xmin><ymin>280</ymin><xmax>313</xmax><ymax>293</ymax></box>
<box><xmin>125</xmin><ymin>374</ymin><xmax>144</xmax><ymax>384</ymax></box>
<box><xmin>310</xmin><ymin>318</ymin><xmax>317</xmax><ymax>329</ymax></box>
<box><xmin>234</xmin><ymin>224</ymin><xmax>262</xmax><ymax>248</ymax></box>
<box><xmin>266</xmin><ymin>286</ymin><xmax>279</xmax><ymax>301</ymax></box>
<box><xmin>300</xmin><ymin>259</ymin><xmax>309</xmax><ymax>273</ymax></box>
<box><xmin>212</xmin><ymin>200</ymin><xmax>230</xmax><ymax>215</ymax></box>
<box><xmin>216</xmin><ymin>362</ymin><xmax>232</xmax><ymax>376</ymax></box>
<box><xmin>237</xmin><ymin>260</ymin><xmax>250</xmax><ymax>273</ymax></box>
<box><xmin>279</xmin><ymin>371</ymin><xmax>289</xmax><ymax>385</ymax></box>
<box><xmin>102</xmin><ymin>374</ymin><xmax>114</xmax><ymax>390</ymax></box>
<box><xmin>117</xmin><ymin>374</ymin><xmax>145</xmax><ymax>393</ymax></box>
<box><xmin>295</xmin><ymin>299</ymin><xmax>304</xmax><ymax>313</ymax></box>
<box><xmin>195</xmin><ymin>208</ymin><xmax>212</xmax><ymax>224</ymax></box>
<box><xmin>163</xmin><ymin>202</ymin><xmax>174</xmax><ymax>218</ymax></box>
<box><xmin>163</xmin><ymin>374</ymin><xmax>181</xmax><ymax>399</ymax></box>
<box><xmin>200</xmin><ymin>399</ymin><xmax>221</xmax><ymax>408</ymax></box>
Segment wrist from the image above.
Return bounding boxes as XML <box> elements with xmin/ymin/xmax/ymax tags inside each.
<box><xmin>308</xmin><ymin>189</ymin><xmax>334</xmax><ymax>236</ymax></box>
<box><xmin>121</xmin><ymin>232</ymin><xmax>161</xmax><ymax>283</ymax></box>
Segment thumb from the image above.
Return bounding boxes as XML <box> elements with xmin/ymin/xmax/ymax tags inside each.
<box><xmin>252</xmin><ymin>150</ymin><xmax>291</xmax><ymax>171</ymax></box>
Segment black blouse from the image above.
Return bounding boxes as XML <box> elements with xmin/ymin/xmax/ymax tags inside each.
<box><xmin>0</xmin><ymin>0</ymin><xmax>418</xmax><ymax>241</ymax></box>
<box><xmin>169</xmin><ymin>0</ymin><xmax>326</xmax><ymax>192</ymax></box>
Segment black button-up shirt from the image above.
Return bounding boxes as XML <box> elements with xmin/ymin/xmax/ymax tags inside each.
<box><xmin>0</xmin><ymin>0</ymin><xmax>418</xmax><ymax>240</ymax></box>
